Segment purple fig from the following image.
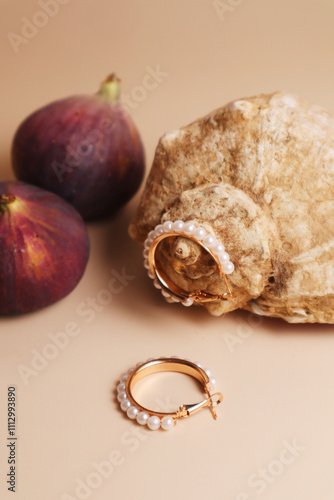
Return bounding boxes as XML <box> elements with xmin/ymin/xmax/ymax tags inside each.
<box><xmin>0</xmin><ymin>181</ymin><xmax>90</xmax><ymax>315</ymax></box>
<box><xmin>12</xmin><ymin>74</ymin><xmax>145</xmax><ymax>221</ymax></box>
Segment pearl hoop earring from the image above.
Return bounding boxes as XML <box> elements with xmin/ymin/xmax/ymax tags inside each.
<box><xmin>143</xmin><ymin>220</ymin><xmax>235</xmax><ymax>306</ymax></box>
<box><xmin>117</xmin><ymin>357</ymin><xmax>223</xmax><ymax>431</ymax></box>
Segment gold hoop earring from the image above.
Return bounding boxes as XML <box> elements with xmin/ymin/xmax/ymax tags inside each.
<box><xmin>143</xmin><ymin>220</ymin><xmax>235</xmax><ymax>307</ymax></box>
<box><xmin>117</xmin><ymin>357</ymin><xmax>223</xmax><ymax>431</ymax></box>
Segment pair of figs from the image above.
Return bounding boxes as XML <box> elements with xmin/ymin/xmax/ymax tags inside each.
<box><xmin>0</xmin><ymin>75</ymin><xmax>145</xmax><ymax>315</ymax></box>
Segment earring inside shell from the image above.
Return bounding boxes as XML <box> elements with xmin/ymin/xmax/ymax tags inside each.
<box><xmin>143</xmin><ymin>220</ymin><xmax>235</xmax><ymax>306</ymax></box>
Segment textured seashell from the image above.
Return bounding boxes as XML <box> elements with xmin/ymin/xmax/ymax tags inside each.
<box><xmin>129</xmin><ymin>92</ymin><xmax>334</xmax><ymax>323</ymax></box>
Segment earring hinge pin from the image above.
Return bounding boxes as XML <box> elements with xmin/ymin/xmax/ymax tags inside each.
<box><xmin>178</xmin><ymin>392</ymin><xmax>223</xmax><ymax>420</ymax></box>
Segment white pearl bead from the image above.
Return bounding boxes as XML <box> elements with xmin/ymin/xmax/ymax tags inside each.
<box><xmin>219</xmin><ymin>252</ymin><xmax>230</xmax><ymax>263</ymax></box>
<box><xmin>144</xmin><ymin>239</ymin><xmax>151</xmax><ymax>249</ymax></box>
<box><xmin>184</xmin><ymin>222</ymin><xmax>195</xmax><ymax>234</ymax></box>
<box><xmin>171</xmin><ymin>296</ymin><xmax>180</xmax><ymax>303</ymax></box>
<box><xmin>209</xmin><ymin>377</ymin><xmax>216</xmax><ymax>387</ymax></box>
<box><xmin>137</xmin><ymin>412</ymin><xmax>149</xmax><ymax>425</ymax></box>
<box><xmin>208</xmin><ymin>240</ymin><xmax>219</xmax><ymax>250</ymax></box>
<box><xmin>193</xmin><ymin>227</ymin><xmax>206</xmax><ymax>240</ymax></box>
<box><xmin>117</xmin><ymin>382</ymin><xmax>126</xmax><ymax>393</ymax></box>
<box><xmin>127</xmin><ymin>407</ymin><xmax>139</xmax><ymax>419</ymax></box>
<box><xmin>182</xmin><ymin>298</ymin><xmax>194</xmax><ymax>307</ymax></box>
<box><xmin>146</xmin><ymin>357</ymin><xmax>155</xmax><ymax>362</ymax></box>
<box><xmin>143</xmin><ymin>248</ymin><xmax>149</xmax><ymax>258</ymax></box>
<box><xmin>143</xmin><ymin>259</ymin><xmax>150</xmax><ymax>269</ymax></box>
<box><xmin>127</xmin><ymin>367</ymin><xmax>134</xmax><ymax>374</ymax></box>
<box><xmin>121</xmin><ymin>399</ymin><xmax>131</xmax><ymax>411</ymax></box>
<box><xmin>223</xmin><ymin>261</ymin><xmax>235</xmax><ymax>274</ymax></box>
<box><xmin>203</xmin><ymin>234</ymin><xmax>216</xmax><ymax>247</ymax></box>
<box><xmin>153</xmin><ymin>280</ymin><xmax>161</xmax><ymax>289</ymax></box>
<box><xmin>147</xmin><ymin>416</ymin><xmax>161</xmax><ymax>430</ymax></box>
<box><xmin>154</xmin><ymin>224</ymin><xmax>164</xmax><ymax>236</ymax></box>
<box><xmin>162</xmin><ymin>221</ymin><xmax>173</xmax><ymax>232</ymax></box>
<box><xmin>213</xmin><ymin>243</ymin><xmax>225</xmax><ymax>254</ymax></box>
<box><xmin>195</xmin><ymin>362</ymin><xmax>202</xmax><ymax>368</ymax></box>
<box><xmin>136</xmin><ymin>361</ymin><xmax>143</xmax><ymax>367</ymax></box>
<box><xmin>161</xmin><ymin>416</ymin><xmax>174</xmax><ymax>430</ymax></box>
<box><xmin>121</xmin><ymin>373</ymin><xmax>129</xmax><ymax>383</ymax></box>
<box><xmin>161</xmin><ymin>290</ymin><xmax>170</xmax><ymax>298</ymax></box>
<box><xmin>148</xmin><ymin>271</ymin><xmax>154</xmax><ymax>279</ymax></box>
<box><xmin>117</xmin><ymin>391</ymin><xmax>127</xmax><ymax>402</ymax></box>
<box><xmin>147</xmin><ymin>230</ymin><xmax>155</xmax><ymax>240</ymax></box>
<box><xmin>205</xmin><ymin>369</ymin><xmax>211</xmax><ymax>377</ymax></box>
<box><xmin>172</xmin><ymin>220</ymin><xmax>184</xmax><ymax>232</ymax></box>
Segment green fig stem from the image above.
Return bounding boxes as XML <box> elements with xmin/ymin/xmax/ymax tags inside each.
<box><xmin>97</xmin><ymin>74</ymin><xmax>121</xmax><ymax>103</ymax></box>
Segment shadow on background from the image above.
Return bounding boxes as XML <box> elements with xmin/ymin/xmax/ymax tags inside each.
<box><xmin>0</xmin><ymin>155</ymin><xmax>14</xmax><ymax>182</ymax></box>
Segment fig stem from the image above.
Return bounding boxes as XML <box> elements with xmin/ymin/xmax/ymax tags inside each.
<box><xmin>97</xmin><ymin>73</ymin><xmax>121</xmax><ymax>103</ymax></box>
<box><xmin>0</xmin><ymin>193</ymin><xmax>16</xmax><ymax>205</ymax></box>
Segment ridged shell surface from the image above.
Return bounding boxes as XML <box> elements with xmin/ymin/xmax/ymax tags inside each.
<box><xmin>130</xmin><ymin>92</ymin><xmax>334</xmax><ymax>323</ymax></box>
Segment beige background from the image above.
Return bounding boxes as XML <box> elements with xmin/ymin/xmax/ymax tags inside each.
<box><xmin>1</xmin><ymin>0</ymin><xmax>334</xmax><ymax>498</ymax></box>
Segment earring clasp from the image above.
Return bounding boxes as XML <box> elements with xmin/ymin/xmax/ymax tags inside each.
<box><xmin>178</xmin><ymin>392</ymin><xmax>224</xmax><ymax>420</ymax></box>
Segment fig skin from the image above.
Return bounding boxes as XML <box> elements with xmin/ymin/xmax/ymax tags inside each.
<box><xmin>0</xmin><ymin>181</ymin><xmax>90</xmax><ymax>315</ymax></box>
<box><xmin>12</xmin><ymin>75</ymin><xmax>145</xmax><ymax>221</ymax></box>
